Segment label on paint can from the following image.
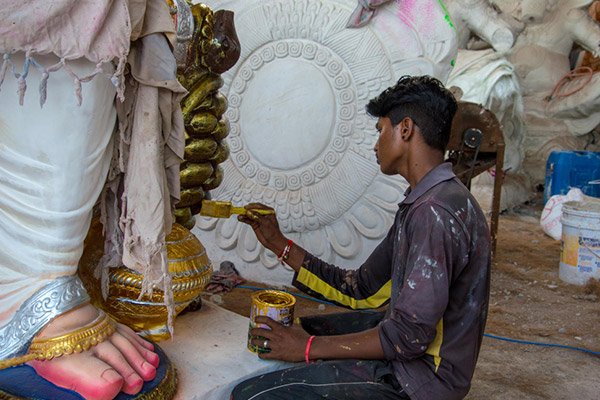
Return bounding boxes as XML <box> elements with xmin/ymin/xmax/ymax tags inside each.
<box><xmin>247</xmin><ymin>290</ymin><xmax>296</xmax><ymax>353</ymax></box>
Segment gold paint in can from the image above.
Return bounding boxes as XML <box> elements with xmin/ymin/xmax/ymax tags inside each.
<box><xmin>247</xmin><ymin>290</ymin><xmax>296</xmax><ymax>354</ymax></box>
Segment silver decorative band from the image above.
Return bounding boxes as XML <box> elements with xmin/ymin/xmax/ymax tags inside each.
<box><xmin>173</xmin><ymin>0</ymin><xmax>195</xmax><ymax>68</ymax></box>
<box><xmin>0</xmin><ymin>275</ymin><xmax>90</xmax><ymax>360</ymax></box>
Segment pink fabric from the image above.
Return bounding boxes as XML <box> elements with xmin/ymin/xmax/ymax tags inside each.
<box><xmin>0</xmin><ymin>0</ymin><xmax>130</xmax><ymax>61</ymax></box>
<box><xmin>0</xmin><ymin>0</ymin><xmax>177</xmax><ymax>103</ymax></box>
<box><xmin>0</xmin><ymin>0</ymin><xmax>131</xmax><ymax>99</ymax></box>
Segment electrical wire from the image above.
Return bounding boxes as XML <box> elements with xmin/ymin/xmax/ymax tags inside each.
<box><xmin>482</xmin><ymin>333</ymin><xmax>600</xmax><ymax>357</ymax></box>
<box><xmin>235</xmin><ymin>284</ymin><xmax>600</xmax><ymax>358</ymax></box>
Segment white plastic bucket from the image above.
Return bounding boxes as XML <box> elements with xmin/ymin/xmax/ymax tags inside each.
<box><xmin>559</xmin><ymin>201</ymin><xmax>600</xmax><ymax>285</ymax></box>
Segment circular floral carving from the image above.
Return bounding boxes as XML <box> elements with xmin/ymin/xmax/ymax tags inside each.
<box><xmin>289</xmin><ymin>42</ymin><xmax>302</xmax><ymax>57</ymax></box>
<box><xmin>272</xmin><ymin>174</ymin><xmax>286</xmax><ymax>190</ymax></box>
<box><xmin>314</xmin><ymin>49</ymin><xmax>329</xmax><ymax>66</ymax></box>
<box><xmin>248</xmin><ymin>54</ymin><xmax>264</xmax><ymax>70</ymax></box>
<box><xmin>228</xmin><ymin>93</ymin><xmax>241</xmax><ymax>107</ymax></box>
<box><xmin>300</xmin><ymin>170</ymin><xmax>315</xmax><ymax>185</ymax></box>
<box><xmin>334</xmin><ymin>72</ymin><xmax>351</xmax><ymax>88</ymax></box>
<box><xmin>244</xmin><ymin>162</ymin><xmax>257</xmax><ymax>177</ymax></box>
<box><xmin>256</xmin><ymin>169</ymin><xmax>271</xmax><ymax>185</ymax></box>
<box><xmin>313</xmin><ymin>161</ymin><xmax>328</xmax><ymax>178</ymax></box>
<box><xmin>235</xmin><ymin>152</ymin><xmax>249</xmax><ymax>165</ymax></box>
<box><xmin>228</xmin><ymin>136</ymin><xmax>241</xmax><ymax>152</ymax></box>
<box><xmin>261</xmin><ymin>46</ymin><xmax>275</xmax><ymax>62</ymax></box>
<box><xmin>339</xmin><ymin>121</ymin><xmax>352</xmax><ymax>136</ymax></box>
<box><xmin>274</xmin><ymin>42</ymin><xmax>288</xmax><ymax>57</ymax></box>
<box><xmin>302</xmin><ymin>43</ymin><xmax>318</xmax><ymax>59</ymax></box>
<box><xmin>339</xmin><ymin>104</ymin><xmax>354</xmax><ymax>120</ymax></box>
<box><xmin>331</xmin><ymin>137</ymin><xmax>347</xmax><ymax>152</ymax></box>
<box><xmin>239</xmin><ymin>66</ymin><xmax>253</xmax><ymax>81</ymax></box>
<box><xmin>287</xmin><ymin>175</ymin><xmax>301</xmax><ymax>191</ymax></box>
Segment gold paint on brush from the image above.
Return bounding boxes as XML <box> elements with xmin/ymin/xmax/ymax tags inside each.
<box><xmin>200</xmin><ymin>199</ymin><xmax>275</xmax><ymax>218</ymax></box>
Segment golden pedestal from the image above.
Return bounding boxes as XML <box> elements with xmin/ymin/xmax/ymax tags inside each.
<box><xmin>79</xmin><ymin>220</ymin><xmax>212</xmax><ymax>341</ymax></box>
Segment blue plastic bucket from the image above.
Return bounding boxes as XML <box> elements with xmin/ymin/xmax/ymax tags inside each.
<box><xmin>544</xmin><ymin>151</ymin><xmax>600</xmax><ymax>203</ymax></box>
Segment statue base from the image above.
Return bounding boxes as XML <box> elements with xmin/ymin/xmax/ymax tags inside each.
<box><xmin>0</xmin><ymin>343</ymin><xmax>177</xmax><ymax>400</ymax></box>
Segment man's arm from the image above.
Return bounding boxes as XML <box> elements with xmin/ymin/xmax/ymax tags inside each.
<box><xmin>240</xmin><ymin>205</ymin><xmax>395</xmax><ymax>309</ymax></box>
<box><xmin>309</xmin><ymin>327</ymin><xmax>385</xmax><ymax>360</ymax></box>
<box><xmin>292</xmin><ymin>244</ymin><xmax>393</xmax><ymax>309</ymax></box>
<box><xmin>237</xmin><ymin>202</ymin><xmax>395</xmax><ymax>363</ymax></box>
<box><xmin>251</xmin><ymin>316</ymin><xmax>385</xmax><ymax>362</ymax></box>
<box><xmin>378</xmin><ymin>203</ymin><xmax>466</xmax><ymax>362</ymax></box>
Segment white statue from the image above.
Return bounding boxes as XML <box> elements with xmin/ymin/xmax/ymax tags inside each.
<box><xmin>446</xmin><ymin>0</ymin><xmax>525</xmax><ymax>174</ymax></box>
<box><xmin>0</xmin><ymin>1</ymin><xmax>184</xmax><ymax>399</ymax></box>
<box><xmin>443</xmin><ymin>0</ymin><xmax>531</xmax><ymax>210</ymax></box>
<box><xmin>493</xmin><ymin>0</ymin><xmax>600</xmax><ymax>183</ymax></box>
<box><xmin>577</xmin><ymin>1</ymin><xmax>600</xmax><ymax>71</ymax></box>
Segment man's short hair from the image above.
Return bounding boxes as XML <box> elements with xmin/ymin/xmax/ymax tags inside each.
<box><xmin>366</xmin><ymin>75</ymin><xmax>457</xmax><ymax>152</ymax></box>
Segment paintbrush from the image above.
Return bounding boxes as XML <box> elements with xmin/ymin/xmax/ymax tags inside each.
<box><xmin>200</xmin><ymin>199</ymin><xmax>275</xmax><ymax>218</ymax></box>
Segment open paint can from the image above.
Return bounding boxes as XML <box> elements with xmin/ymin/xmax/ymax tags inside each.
<box><xmin>247</xmin><ymin>290</ymin><xmax>296</xmax><ymax>353</ymax></box>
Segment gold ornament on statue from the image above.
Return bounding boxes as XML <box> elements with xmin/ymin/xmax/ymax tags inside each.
<box><xmin>171</xmin><ymin>0</ymin><xmax>241</xmax><ymax>229</ymax></box>
<box><xmin>79</xmin><ymin>220</ymin><xmax>212</xmax><ymax>341</ymax></box>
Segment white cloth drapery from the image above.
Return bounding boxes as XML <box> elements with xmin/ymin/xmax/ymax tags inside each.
<box><xmin>0</xmin><ymin>53</ymin><xmax>116</xmax><ymax>324</ymax></box>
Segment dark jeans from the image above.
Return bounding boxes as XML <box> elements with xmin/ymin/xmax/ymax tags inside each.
<box><xmin>230</xmin><ymin>311</ymin><xmax>410</xmax><ymax>400</ymax></box>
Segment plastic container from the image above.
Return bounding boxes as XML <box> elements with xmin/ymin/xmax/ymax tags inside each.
<box><xmin>559</xmin><ymin>201</ymin><xmax>600</xmax><ymax>285</ymax></box>
<box><xmin>544</xmin><ymin>151</ymin><xmax>600</xmax><ymax>203</ymax></box>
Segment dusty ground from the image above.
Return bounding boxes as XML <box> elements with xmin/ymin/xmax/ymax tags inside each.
<box><xmin>204</xmin><ymin>195</ymin><xmax>600</xmax><ymax>399</ymax></box>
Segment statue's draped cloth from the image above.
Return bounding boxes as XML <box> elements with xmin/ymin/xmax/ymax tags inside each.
<box><xmin>0</xmin><ymin>0</ymin><xmax>185</xmax><ymax>336</ymax></box>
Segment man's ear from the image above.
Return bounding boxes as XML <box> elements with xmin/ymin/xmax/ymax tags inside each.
<box><xmin>399</xmin><ymin>117</ymin><xmax>415</xmax><ymax>140</ymax></box>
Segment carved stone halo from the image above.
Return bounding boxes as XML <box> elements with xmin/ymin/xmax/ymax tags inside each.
<box><xmin>194</xmin><ymin>0</ymin><xmax>453</xmax><ymax>282</ymax></box>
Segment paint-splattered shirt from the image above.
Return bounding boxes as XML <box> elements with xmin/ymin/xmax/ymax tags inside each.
<box><xmin>293</xmin><ymin>162</ymin><xmax>491</xmax><ymax>400</ymax></box>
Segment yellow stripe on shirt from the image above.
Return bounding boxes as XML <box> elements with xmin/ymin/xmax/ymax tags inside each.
<box><xmin>426</xmin><ymin>318</ymin><xmax>444</xmax><ymax>373</ymax></box>
<box><xmin>296</xmin><ymin>267</ymin><xmax>391</xmax><ymax>309</ymax></box>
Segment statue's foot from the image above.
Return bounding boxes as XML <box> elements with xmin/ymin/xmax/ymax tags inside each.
<box><xmin>27</xmin><ymin>303</ymin><xmax>159</xmax><ymax>400</ymax></box>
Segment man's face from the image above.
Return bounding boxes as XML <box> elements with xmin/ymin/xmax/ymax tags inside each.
<box><xmin>374</xmin><ymin>116</ymin><xmax>402</xmax><ymax>175</ymax></box>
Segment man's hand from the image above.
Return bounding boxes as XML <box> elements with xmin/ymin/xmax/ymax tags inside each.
<box><xmin>237</xmin><ymin>203</ymin><xmax>286</xmax><ymax>251</ymax></box>
<box><xmin>249</xmin><ymin>316</ymin><xmax>310</xmax><ymax>362</ymax></box>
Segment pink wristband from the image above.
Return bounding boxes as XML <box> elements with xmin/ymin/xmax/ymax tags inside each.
<box><xmin>305</xmin><ymin>335</ymin><xmax>316</xmax><ymax>364</ymax></box>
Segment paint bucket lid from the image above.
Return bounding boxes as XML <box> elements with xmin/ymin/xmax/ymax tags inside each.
<box><xmin>562</xmin><ymin>200</ymin><xmax>600</xmax><ymax>218</ymax></box>
<box><xmin>251</xmin><ymin>290</ymin><xmax>296</xmax><ymax>307</ymax></box>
